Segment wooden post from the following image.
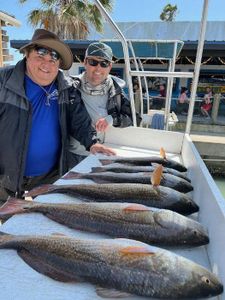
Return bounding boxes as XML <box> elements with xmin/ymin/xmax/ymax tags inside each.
<box><xmin>211</xmin><ymin>93</ymin><xmax>221</xmax><ymax>124</ymax></box>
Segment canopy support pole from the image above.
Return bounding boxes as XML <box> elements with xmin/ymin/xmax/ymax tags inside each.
<box><xmin>185</xmin><ymin>0</ymin><xmax>209</xmax><ymax>134</ymax></box>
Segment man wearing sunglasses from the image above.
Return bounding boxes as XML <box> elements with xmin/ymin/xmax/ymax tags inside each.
<box><xmin>0</xmin><ymin>29</ymin><xmax>115</xmax><ymax>203</ymax></box>
<box><xmin>68</xmin><ymin>42</ymin><xmax>141</xmax><ymax>166</ymax></box>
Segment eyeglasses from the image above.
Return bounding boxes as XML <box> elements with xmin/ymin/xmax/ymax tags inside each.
<box><xmin>87</xmin><ymin>58</ymin><xmax>110</xmax><ymax>68</ymax></box>
<box><xmin>34</xmin><ymin>46</ymin><xmax>60</xmax><ymax>62</ymax></box>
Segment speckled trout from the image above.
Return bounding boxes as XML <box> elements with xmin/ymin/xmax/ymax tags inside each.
<box><xmin>0</xmin><ymin>199</ymin><xmax>208</xmax><ymax>247</ymax></box>
<box><xmin>25</xmin><ymin>183</ymin><xmax>198</xmax><ymax>215</ymax></box>
<box><xmin>0</xmin><ymin>233</ymin><xmax>222</xmax><ymax>298</ymax></box>
<box><xmin>63</xmin><ymin>171</ymin><xmax>193</xmax><ymax>193</ymax></box>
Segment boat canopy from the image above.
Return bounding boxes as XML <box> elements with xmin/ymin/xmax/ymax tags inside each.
<box><xmin>100</xmin><ymin>39</ymin><xmax>184</xmax><ymax>60</ymax></box>
<box><xmin>98</xmin><ymin>39</ymin><xmax>186</xmax><ymax>127</ymax></box>
<box><xmin>93</xmin><ymin>0</ymin><xmax>208</xmax><ymax>133</ymax></box>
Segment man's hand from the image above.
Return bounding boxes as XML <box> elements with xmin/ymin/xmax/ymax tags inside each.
<box><xmin>90</xmin><ymin>143</ymin><xmax>116</xmax><ymax>156</ymax></box>
<box><xmin>95</xmin><ymin>118</ymin><xmax>109</xmax><ymax>132</ymax></box>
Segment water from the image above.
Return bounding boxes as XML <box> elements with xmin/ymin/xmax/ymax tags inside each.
<box><xmin>214</xmin><ymin>177</ymin><xmax>225</xmax><ymax>199</ymax></box>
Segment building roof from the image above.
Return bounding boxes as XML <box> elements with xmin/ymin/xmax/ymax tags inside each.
<box><xmin>10</xmin><ymin>21</ymin><xmax>225</xmax><ymax>62</ymax></box>
<box><xmin>0</xmin><ymin>10</ymin><xmax>21</xmax><ymax>27</ymax></box>
<box><xmin>88</xmin><ymin>21</ymin><xmax>225</xmax><ymax>42</ymax></box>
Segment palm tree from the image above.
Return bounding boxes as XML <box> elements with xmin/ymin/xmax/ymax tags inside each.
<box><xmin>19</xmin><ymin>0</ymin><xmax>113</xmax><ymax>39</ymax></box>
<box><xmin>160</xmin><ymin>4</ymin><xmax>178</xmax><ymax>22</ymax></box>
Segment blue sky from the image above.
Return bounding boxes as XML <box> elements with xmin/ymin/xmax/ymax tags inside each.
<box><xmin>1</xmin><ymin>0</ymin><xmax>225</xmax><ymax>63</ymax></box>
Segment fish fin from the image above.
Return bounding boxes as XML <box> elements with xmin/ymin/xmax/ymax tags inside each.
<box><xmin>96</xmin><ymin>286</ymin><xmax>131</xmax><ymax>298</ymax></box>
<box><xmin>18</xmin><ymin>249</ymin><xmax>81</xmax><ymax>282</ymax></box>
<box><xmin>151</xmin><ymin>164</ymin><xmax>163</xmax><ymax>186</ymax></box>
<box><xmin>24</xmin><ymin>184</ymin><xmax>55</xmax><ymax>198</ymax></box>
<box><xmin>99</xmin><ymin>159</ymin><xmax>113</xmax><ymax>165</ymax></box>
<box><xmin>123</xmin><ymin>204</ymin><xmax>150</xmax><ymax>212</ymax></box>
<box><xmin>62</xmin><ymin>171</ymin><xmax>83</xmax><ymax>180</ymax></box>
<box><xmin>160</xmin><ymin>147</ymin><xmax>166</xmax><ymax>159</ymax></box>
<box><xmin>51</xmin><ymin>232</ymin><xmax>68</xmax><ymax>237</ymax></box>
<box><xmin>0</xmin><ymin>197</ymin><xmax>33</xmax><ymax>218</ymax></box>
<box><xmin>120</xmin><ymin>246</ymin><xmax>155</xmax><ymax>256</ymax></box>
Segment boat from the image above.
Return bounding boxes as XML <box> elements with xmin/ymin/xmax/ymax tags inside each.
<box><xmin>1</xmin><ymin>0</ymin><xmax>224</xmax><ymax>299</ymax></box>
<box><xmin>1</xmin><ymin>126</ymin><xmax>225</xmax><ymax>300</ymax></box>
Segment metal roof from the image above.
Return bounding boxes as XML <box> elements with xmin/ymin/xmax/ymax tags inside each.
<box><xmin>88</xmin><ymin>21</ymin><xmax>225</xmax><ymax>42</ymax></box>
<box><xmin>10</xmin><ymin>21</ymin><xmax>225</xmax><ymax>60</ymax></box>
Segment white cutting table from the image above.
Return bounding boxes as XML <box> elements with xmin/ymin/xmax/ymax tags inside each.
<box><xmin>0</xmin><ymin>127</ymin><xmax>223</xmax><ymax>300</ymax></box>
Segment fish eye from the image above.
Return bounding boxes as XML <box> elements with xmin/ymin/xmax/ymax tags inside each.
<box><xmin>202</xmin><ymin>276</ymin><xmax>211</xmax><ymax>285</ymax></box>
<box><xmin>193</xmin><ymin>230</ymin><xmax>197</xmax><ymax>236</ymax></box>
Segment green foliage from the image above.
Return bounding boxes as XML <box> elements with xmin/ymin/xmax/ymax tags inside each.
<box><xmin>160</xmin><ymin>3</ymin><xmax>178</xmax><ymax>22</ymax></box>
<box><xmin>19</xmin><ymin>0</ymin><xmax>113</xmax><ymax>39</ymax></box>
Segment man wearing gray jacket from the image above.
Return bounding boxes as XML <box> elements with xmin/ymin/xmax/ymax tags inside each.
<box><xmin>68</xmin><ymin>42</ymin><xmax>141</xmax><ymax>166</ymax></box>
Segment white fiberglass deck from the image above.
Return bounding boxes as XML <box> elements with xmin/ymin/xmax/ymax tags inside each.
<box><xmin>0</xmin><ymin>127</ymin><xmax>224</xmax><ymax>300</ymax></box>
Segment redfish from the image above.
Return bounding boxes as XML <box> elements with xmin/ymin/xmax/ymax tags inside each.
<box><xmin>0</xmin><ymin>233</ymin><xmax>222</xmax><ymax>298</ymax></box>
<box><xmin>0</xmin><ymin>198</ymin><xmax>208</xmax><ymax>247</ymax></box>
<box><xmin>25</xmin><ymin>183</ymin><xmax>198</xmax><ymax>215</ymax></box>
<box><xmin>92</xmin><ymin>163</ymin><xmax>191</xmax><ymax>182</ymax></box>
<box><xmin>99</xmin><ymin>156</ymin><xmax>187</xmax><ymax>172</ymax></box>
<box><xmin>63</xmin><ymin>170</ymin><xmax>193</xmax><ymax>193</ymax></box>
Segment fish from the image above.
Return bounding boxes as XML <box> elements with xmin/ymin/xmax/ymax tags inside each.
<box><xmin>0</xmin><ymin>233</ymin><xmax>222</xmax><ymax>298</ymax></box>
<box><xmin>99</xmin><ymin>155</ymin><xmax>187</xmax><ymax>172</ymax></box>
<box><xmin>92</xmin><ymin>162</ymin><xmax>191</xmax><ymax>182</ymax></box>
<box><xmin>0</xmin><ymin>198</ymin><xmax>208</xmax><ymax>247</ymax></box>
<box><xmin>63</xmin><ymin>170</ymin><xmax>193</xmax><ymax>193</ymax></box>
<box><xmin>25</xmin><ymin>183</ymin><xmax>199</xmax><ymax>215</ymax></box>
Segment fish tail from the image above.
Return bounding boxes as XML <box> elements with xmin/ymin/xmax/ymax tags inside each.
<box><xmin>0</xmin><ymin>231</ymin><xmax>14</xmax><ymax>247</ymax></box>
<box><xmin>62</xmin><ymin>172</ymin><xmax>83</xmax><ymax>180</ymax></box>
<box><xmin>91</xmin><ymin>167</ymin><xmax>104</xmax><ymax>173</ymax></box>
<box><xmin>99</xmin><ymin>159</ymin><xmax>113</xmax><ymax>165</ymax></box>
<box><xmin>24</xmin><ymin>184</ymin><xmax>55</xmax><ymax>198</ymax></box>
<box><xmin>0</xmin><ymin>197</ymin><xmax>33</xmax><ymax>218</ymax></box>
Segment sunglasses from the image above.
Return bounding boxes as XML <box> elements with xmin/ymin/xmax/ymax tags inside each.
<box><xmin>87</xmin><ymin>58</ymin><xmax>110</xmax><ymax>68</ymax></box>
<box><xmin>35</xmin><ymin>46</ymin><xmax>60</xmax><ymax>61</ymax></box>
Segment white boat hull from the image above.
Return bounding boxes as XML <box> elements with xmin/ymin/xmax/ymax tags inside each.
<box><xmin>0</xmin><ymin>126</ymin><xmax>224</xmax><ymax>300</ymax></box>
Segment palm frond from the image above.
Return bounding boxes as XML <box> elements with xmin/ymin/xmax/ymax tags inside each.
<box><xmin>20</xmin><ymin>0</ymin><xmax>114</xmax><ymax>39</ymax></box>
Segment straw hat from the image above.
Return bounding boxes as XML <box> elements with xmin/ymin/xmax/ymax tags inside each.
<box><xmin>20</xmin><ymin>29</ymin><xmax>73</xmax><ymax>70</ymax></box>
